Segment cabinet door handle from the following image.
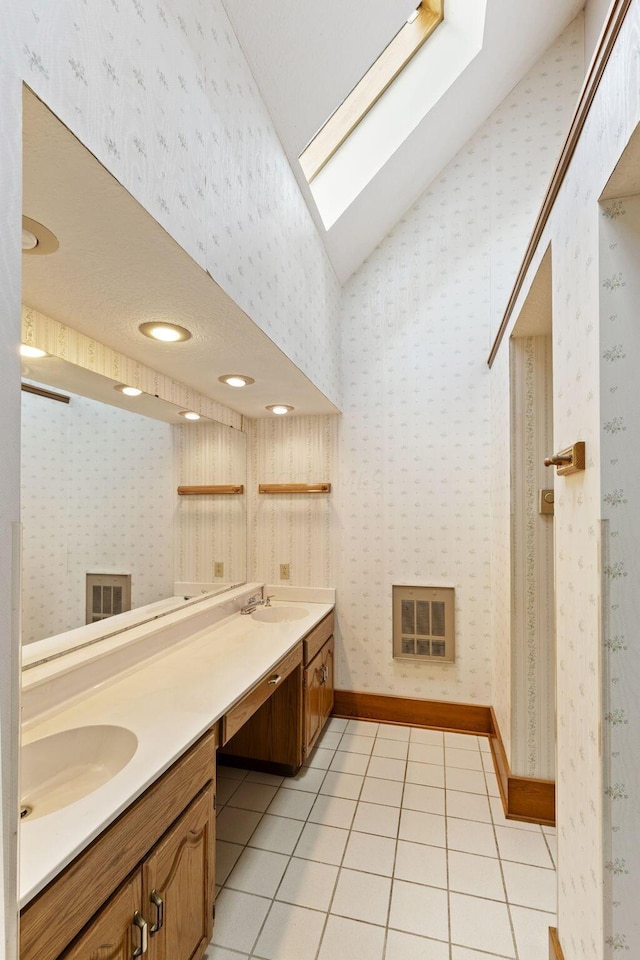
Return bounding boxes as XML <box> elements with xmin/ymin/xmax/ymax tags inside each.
<box><xmin>150</xmin><ymin>889</ymin><xmax>164</xmax><ymax>934</ymax></box>
<box><xmin>132</xmin><ymin>911</ymin><xmax>148</xmax><ymax>957</ymax></box>
<box><xmin>267</xmin><ymin>674</ymin><xmax>282</xmax><ymax>686</ymax></box>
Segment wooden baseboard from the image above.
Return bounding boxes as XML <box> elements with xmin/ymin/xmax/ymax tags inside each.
<box><xmin>549</xmin><ymin>927</ymin><xmax>565</xmax><ymax>960</ymax></box>
<box><xmin>333</xmin><ymin>691</ymin><xmax>493</xmax><ymax>735</ymax></box>
<box><xmin>332</xmin><ymin>692</ymin><xmax>555</xmax><ymax>825</ymax></box>
<box><xmin>489</xmin><ymin>707</ymin><xmax>555</xmax><ymax>826</ymax></box>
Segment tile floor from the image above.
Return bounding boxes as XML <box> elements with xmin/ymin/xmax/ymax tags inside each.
<box><xmin>205</xmin><ymin>719</ymin><xmax>557</xmax><ymax>960</ymax></box>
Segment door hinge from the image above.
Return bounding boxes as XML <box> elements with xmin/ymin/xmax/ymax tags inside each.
<box><xmin>302</xmin><ymin>674</ymin><xmax>307</xmax><ymax>690</ymax></box>
<box><xmin>302</xmin><ymin>743</ymin><xmax>307</xmax><ymax>758</ymax></box>
<box><xmin>212</xmin><ymin>902</ymin><xmax>216</xmax><ymax>921</ymax></box>
<box><xmin>213</xmin><ymin>794</ymin><xmax>217</xmax><ymax>811</ymax></box>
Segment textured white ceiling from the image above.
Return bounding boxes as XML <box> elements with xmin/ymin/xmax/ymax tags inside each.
<box><xmin>221</xmin><ymin>0</ymin><xmax>420</xmax><ymax>155</ymax></box>
<box><xmin>223</xmin><ymin>0</ymin><xmax>585</xmax><ymax>281</ymax></box>
<box><xmin>22</xmin><ymin>91</ymin><xmax>339</xmax><ymax>418</ymax></box>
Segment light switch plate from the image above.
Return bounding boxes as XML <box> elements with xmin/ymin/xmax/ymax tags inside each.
<box><xmin>279</xmin><ymin>563</ymin><xmax>290</xmax><ymax>580</ymax></box>
<box><xmin>539</xmin><ymin>489</ymin><xmax>554</xmax><ymax>516</ymax></box>
<box><xmin>214</xmin><ymin>562</ymin><xmax>224</xmax><ymax>578</ymax></box>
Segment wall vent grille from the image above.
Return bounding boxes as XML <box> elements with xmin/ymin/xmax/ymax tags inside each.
<box><xmin>392</xmin><ymin>585</ymin><xmax>455</xmax><ymax>662</ymax></box>
<box><xmin>86</xmin><ymin>573</ymin><xmax>132</xmax><ymax>624</ymax></box>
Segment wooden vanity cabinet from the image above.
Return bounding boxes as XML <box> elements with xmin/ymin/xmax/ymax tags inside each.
<box><xmin>21</xmin><ymin>729</ymin><xmax>217</xmax><ymax>960</ymax></box>
<box><xmin>60</xmin><ymin>785</ymin><xmax>214</xmax><ymax>960</ymax></box>
<box><xmin>302</xmin><ymin>613</ymin><xmax>334</xmax><ymax>759</ymax></box>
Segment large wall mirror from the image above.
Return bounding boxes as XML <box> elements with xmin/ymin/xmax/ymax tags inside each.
<box><xmin>21</xmin><ymin>358</ymin><xmax>247</xmax><ymax>647</ymax></box>
<box><xmin>21</xmin><ymin>89</ymin><xmax>251</xmax><ymax>656</ymax></box>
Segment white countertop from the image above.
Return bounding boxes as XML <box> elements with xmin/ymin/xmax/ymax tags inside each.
<box><xmin>20</xmin><ymin>597</ymin><xmax>334</xmax><ymax>907</ymax></box>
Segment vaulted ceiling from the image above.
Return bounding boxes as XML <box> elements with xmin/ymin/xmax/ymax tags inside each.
<box><xmin>222</xmin><ymin>0</ymin><xmax>585</xmax><ymax>281</ymax></box>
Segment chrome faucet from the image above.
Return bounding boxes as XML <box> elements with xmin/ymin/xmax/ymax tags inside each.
<box><xmin>240</xmin><ymin>596</ymin><xmax>262</xmax><ymax>615</ymax></box>
<box><xmin>240</xmin><ymin>594</ymin><xmax>275</xmax><ymax>614</ymax></box>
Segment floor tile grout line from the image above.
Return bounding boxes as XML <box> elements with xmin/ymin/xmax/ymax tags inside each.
<box><xmin>483</xmin><ymin>749</ymin><xmax>520</xmax><ymax>960</ymax></box>
<box><xmin>311</xmin><ymin>733</ymin><xmax>372</xmax><ymax>960</ymax></box>
<box><xmin>214</xmin><ymin>724</ymin><xmax>555</xmax><ymax>959</ymax></box>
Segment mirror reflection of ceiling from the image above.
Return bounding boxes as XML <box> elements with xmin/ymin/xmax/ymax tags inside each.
<box><xmin>22</xmin><ymin>88</ymin><xmax>340</xmax><ymax>418</ymax></box>
<box><xmin>20</xmin><ymin>357</ymin><xmax>213</xmax><ymax>425</ymax></box>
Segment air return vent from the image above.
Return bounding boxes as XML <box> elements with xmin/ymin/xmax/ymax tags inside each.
<box><xmin>392</xmin><ymin>585</ymin><xmax>455</xmax><ymax>663</ymax></box>
<box><xmin>86</xmin><ymin>574</ymin><xmax>131</xmax><ymax>624</ymax></box>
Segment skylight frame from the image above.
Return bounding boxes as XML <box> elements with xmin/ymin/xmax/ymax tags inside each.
<box><xmin>299</xmin><ymin>0</ymin><xmax>444</xmax><ymax>184</ymax></box>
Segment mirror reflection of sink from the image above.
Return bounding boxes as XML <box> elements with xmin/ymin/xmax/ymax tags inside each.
<box><xmin>252</xmin><ymin>606</ymin><xmax>309</xmax><ymax>623</ymax></box>
<box><xmin>20</xmin><ymin>725</ymin><xmax>138</xmax><ymax>821</ymax></box>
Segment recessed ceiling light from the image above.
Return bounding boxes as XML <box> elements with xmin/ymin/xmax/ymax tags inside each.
<box><xmin>20</xmin><ymin>344</ymin><xmax>48</xmax><ymax>358</ymax></box>
<box><xmin>266</xmin><ymin>404</ymin><xmax>294</xmax><ymax>415</ymax></box>
<box><xmin>218</xmin><ymin>374</ymin><xmax>255</xmax><ymax>388</ymax></box>
<box><xmin>114</xmin><ymin>384</ymin><xmax>143</xmax><ymax>397</ymax></box>
<box><xmin>179</xmin><ymin>411</ymin><xmax>201</xmax><ymax>420</ymax></box>
<box><xmin>138</xmin><ymin>322</ymin><xmax>192</xmax><ymax>343</ymax></box>
<box><xmin>21</xmin><ymin>216</ymin><xmax>59</xmax><ymax>256</ymax></box>
<box><xmin>22</xmin><ymin>228</ymin><xmax>38</xmax><ymax>251</ymax></box>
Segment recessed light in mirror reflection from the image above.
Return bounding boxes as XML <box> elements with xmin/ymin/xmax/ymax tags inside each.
<box><xmin>179</xmin><ymin>411</ymin><xmax>201</xmax><ymax>420</ymax></box>
<box><xmin>266</xmin><ymin>404</ymin><xmax>294</xmax><ymax>415</ymax></box>
<box><xmin>114</xmin><ymin>384</ymin><xmax>143</xmax><ymax>397</ymax></box>
<box><xmin>20</xmin><ymin>344</ymin><xmax>48</xmax><ymax>359</ymax></box>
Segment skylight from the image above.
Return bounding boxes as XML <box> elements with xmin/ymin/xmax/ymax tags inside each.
<box><xmin>303</xmin><ymin>0</ymin><xmax>487</xmax><ymax>231</ymax></box>
<box><xmin>299</xmin><ymin>1</ymin><xmax>444</xmax><ymax>184</ymax></box>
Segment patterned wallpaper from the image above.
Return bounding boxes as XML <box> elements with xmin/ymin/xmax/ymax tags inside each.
<box><xmin>490</xmin><ymin>6</ymin><xmax>640</xmax><ymax>957</ymax></box>
<box><xmin>336</xmin><ymin>18</ymin><xmax>583</xmax><ymax>704</ymax></box>
<box><xmin>247</xmin><ymin>416</ymin><xmax>337</xmax><ymax>588</ymax></box>
<box><xmin>509</xmin><ymin>336</ymin><xmax>555</xmax><ymax>780</ymax></box>
<box><xmin>21</xmin><ymin>389</ymin><xmax>175</xmax><ymax>644</ymax></box>
<box><xmin>3</xmin><ymin>0</ymin><xmax>342</xmax><ymax>408</ymax></box>
<box><xmin>174</xmin><ymin>420</ymin><xmax>247</xmax><ymax>585</ymax></box>
<box><xmin>599</xmin><ymin>194</ymin><xmax>640</xmax><ymax>959</ymax></box>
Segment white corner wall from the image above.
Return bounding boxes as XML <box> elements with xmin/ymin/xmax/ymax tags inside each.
<box><xmin>336</xmin><ymin>18</ymin><xmax>583</xmax><ymax>704</ymax></box>
<box><xmin>0</xmin><ymin>58</ymin><xmax>21</xmax><ymax>960</ymax></box>
<box><xmin>490</xmin><ymin>4</ymin><xmax>640</xmax><ymax>956</ymax></box>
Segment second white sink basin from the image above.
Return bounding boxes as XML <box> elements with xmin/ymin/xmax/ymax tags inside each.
<box><xmin>21</xmin><ymin>724</ymin><xmax>138</xmax><ymax>821</ymax></box>
<box><xmin>252</xmin><ymin>606</ymin><xmax>309</xmax><ymax>623</ymax></box>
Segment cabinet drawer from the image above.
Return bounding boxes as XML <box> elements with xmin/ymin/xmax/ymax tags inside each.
<box><xmin>222</xmin><ymin>644</ymin><xmax>302</xmax><ymax>744</ymax></box>
<box><xmin>303</xmin><ymin>612</ymin><xmax>334</xmax><ymax>665</ymax></box>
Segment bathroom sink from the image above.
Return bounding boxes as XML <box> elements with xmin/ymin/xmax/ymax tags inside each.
<box><xmin>252</xmin><ymin>606</ymin><xmax>309</xmax><ymax>623</ymax></box>
<box><xmin>20</xmin><ymin>724</ymin><xmax>138</xmax><ymax>821</ymax></box>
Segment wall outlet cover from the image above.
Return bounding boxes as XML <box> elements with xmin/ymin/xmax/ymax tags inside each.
<box><xmin>279</xmin><ymin>563</ymin><xmax>290</xmax><ymax>580</ymax></box>
<box><xmin>214</xmin><ymin>562</ymin><xmax>224</xmax><ymax>578</ymax></box>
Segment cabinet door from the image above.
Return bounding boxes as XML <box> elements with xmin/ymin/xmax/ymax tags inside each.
<box><xmin>143</xmin><ymin>784</ymin><xmax>215</xmax><ymax>960</ymax></box>
<box><xmin>304</xmin><ymin>650</ymin><xmax>325</xmax><ymax>756</ymax></box>
<box><xmin>321</xmin><ymin>637</ymin><xmax>334</xmax><ymax>724</ymax></box>
<box><xmin>61</xmin><ymin>871</ymin><xmax>144</xmax><ymax>960</ymax></box>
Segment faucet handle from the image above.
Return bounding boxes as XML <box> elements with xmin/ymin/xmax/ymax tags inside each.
<box><xmin>265</xmin><ymin>595</ymin><xmax>275</xmax><ymax>607</ymax></box>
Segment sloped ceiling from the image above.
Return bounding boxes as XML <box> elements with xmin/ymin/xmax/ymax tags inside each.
<box><xmin>222</xmin><ymin>0</ymin><xmax>585</xmax><ymax>282</ymax></box>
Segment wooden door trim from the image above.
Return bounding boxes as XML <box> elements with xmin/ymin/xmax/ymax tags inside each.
<box><xmin>488</xmin><ymin>0</ymin><xmax>634</xmax><ymax>367</ymax></box>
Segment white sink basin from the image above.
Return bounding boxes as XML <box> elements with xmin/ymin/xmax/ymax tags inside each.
<box><xmin>21</xmin><ymin>724</ymin><xmax>138</xmax><ymax>821</ymax></box>
<box><xmin>252</xmin><ymin>606</ymin><xmax>309</xmax><ymax>623</ymax></box>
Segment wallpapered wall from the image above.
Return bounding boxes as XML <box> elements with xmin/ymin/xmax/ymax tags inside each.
<box><xmin>247</xmin><ymin>416</ymin><xmax>337</xmax><ymax>589</ymax></box>
<box><xmin>490</xmin><ymin>6</ymin><xmax>640</xmax><ymax>957</ymax></box>
<box><xmin>599</xmin><ymin>194</ymin><xmax>640</xmax><ymax>959</ymax></box>
<box><xmin>0</xmin><ymin>60</ymin><xmax>21</xmax><ymax>960</ymax></box>
<box><xmin>3</xmin><ymin>0</ymin><xmax>342</xmax><ymax>408</ymax></box>
<box><xmin>174</xmin><ymin>420</ymin><xmax>247</xmax><ymax>585</ymax></box>
<box><xmin>336</xmin><ymin>19</ymin><xmax>583</xmax><ymax>704</ymax></box>
<box><xmin>510</xmin><ymin>336</ymin><xmax>555</xmax><ymax>779</ymax></box>
<box><xmin>21</xmin><ymin>389</ymin><xmax>175</xmax><ymax>643</ymax></box>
